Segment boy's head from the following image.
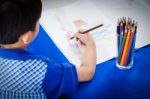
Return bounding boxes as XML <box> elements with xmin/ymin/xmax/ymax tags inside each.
<box><xmin>0</xmin><ymin>0</ymin><xmax>42</xmax><ymax>49</ymax></box>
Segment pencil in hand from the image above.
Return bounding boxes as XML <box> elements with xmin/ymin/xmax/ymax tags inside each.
<box><xmin>70</xmin><ymin>24</ymin><xmax>103</xmax><ymax>40</ymax></box>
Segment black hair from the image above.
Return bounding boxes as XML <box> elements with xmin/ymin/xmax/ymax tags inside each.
<box><xmin>0</xmin><ymin>0</ymin><xmax>42</xmax><ymax>44</ymax></box>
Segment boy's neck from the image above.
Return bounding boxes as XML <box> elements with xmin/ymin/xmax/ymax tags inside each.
<box><xmin>0</xmin><ymin>43</ymin><xmax>26</xmax><ymax>50</ymax></box>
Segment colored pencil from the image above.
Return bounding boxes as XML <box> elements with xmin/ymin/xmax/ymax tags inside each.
<box><xmin>120</xmin><ymin>26</ymin><xmax>132</xmax><ymax>66</ymax></box>
<box><xmin>70</xmin><ymin>24</ymin><xmax>103</xmax><ymax>39</ymax></box>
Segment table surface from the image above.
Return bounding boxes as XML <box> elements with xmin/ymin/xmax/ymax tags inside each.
<box><xmin>27</xmin><ymin>26</ymin><xmax>150</xmax><ymax>99</ymax></box>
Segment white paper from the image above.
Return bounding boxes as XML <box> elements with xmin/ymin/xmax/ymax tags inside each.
<box><xmin>40</xmin><ymin>0</ymin><xmax>121</xmax><ymax>66</ymax></box>
<box><xmin>92</xmin><ymin>0</ymin><xmax>150</xmax><ymax>49</ymax></box>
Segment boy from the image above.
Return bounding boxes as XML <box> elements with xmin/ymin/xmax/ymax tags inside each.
<box><xmin>0</xmin><ymin>0</ymin><xmax>96</xmax><ymax>99</ymax></box>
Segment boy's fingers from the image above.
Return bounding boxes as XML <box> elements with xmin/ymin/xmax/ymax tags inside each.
<box><xmin>75</xmin><ymin>33</ymin><xmax>83</xmax><ymax>39</ymax></box>
<box><xmin>73</xmin><ymin>29</ymin><xmax>90</xmax><ymax>40</ymax></box>
<box><xmin>78</xmin><ymin>29</ymin><xmax>85</xmax><ymax>33</ymax></box>
<box><xmin>70</xmin><ymin>33</ymin><xmax>79</xmax><ymax>40</ymax></box>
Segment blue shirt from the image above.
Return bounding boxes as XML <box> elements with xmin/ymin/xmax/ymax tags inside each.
<box><xmin>0</xmin><ymin>49</ymin><xmax>78</xmax><ymax>99</ymax></box>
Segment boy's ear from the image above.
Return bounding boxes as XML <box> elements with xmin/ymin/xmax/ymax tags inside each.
<box><xmin>19</xmin><ymin>20</ymin><xmax>40</xmax><ymax>45</ymax></box>
<box><xmin>20</xmin><ymin>31</ymin><xmax>33</xmax><ymax>45</ymax></box>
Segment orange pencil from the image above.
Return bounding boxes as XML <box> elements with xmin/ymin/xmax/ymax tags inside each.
<box><xmin>120</xmin><ymin>27</ymin><xmax>132</xmax><ymax>66</ymax></box>
<box><xmin>124</xmin><ymin>28</ymin><xmax>134</xmax><ymax>65</ymax></box>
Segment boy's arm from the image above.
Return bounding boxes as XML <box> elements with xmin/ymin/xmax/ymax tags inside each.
<box><xmin>75</xmin><ymin>32</ymin><xmax>96</xmax><ymax>82</ymax></box>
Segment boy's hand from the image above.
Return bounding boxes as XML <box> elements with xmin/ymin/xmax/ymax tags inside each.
<box><xmin>74</xmin><ymin>30</ymin><xmax>94</xmax><ymax>46</ymax></box>
<box><xmin>74</xmin><ymin>29</ymin><xmax>96</xmax><ymax>82</ymax></box>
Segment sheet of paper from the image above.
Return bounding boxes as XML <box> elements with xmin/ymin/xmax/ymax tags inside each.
<box><xmin>93</xmin><ymin>0</ymin><xmax>150</xmax><ymax>49</ymax></box>
<box><xmin>40</xmin><ymin>0</ymin><xmax>117</xmax><ymax>66</ymax></box>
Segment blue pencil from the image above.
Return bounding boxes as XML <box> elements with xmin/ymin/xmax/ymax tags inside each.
<box><xmin>118</xmin><ymin>23</ymin><xmax>124</xmax><ymax>64</ymax></box>
<box><xmin>117</xmin><ymin>20</ymin><xmax>120</xmax><ymax>49</ymax></box>
<box><xmin>118</xmin><ymin>26</ymin><xmax>128</xmax><ymax>64</ymax></box>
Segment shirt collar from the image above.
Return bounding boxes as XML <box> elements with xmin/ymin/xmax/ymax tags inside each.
<box><xmin>0</xmin><ymin>48</ymin><xmax>50</xmax><ymax>62</ymax></box>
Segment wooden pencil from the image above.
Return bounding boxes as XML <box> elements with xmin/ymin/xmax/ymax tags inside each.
<box><xmin>118</xmin><ymin>25</ymin><xmax>128</xmax><ymax>64</ymax></box>
<box><xmin>70</xmin><ymin>24</ymin><xmax>103</xmax><ymax>39</ymax></box>
<box><xmin>120</xmin><ymin>26</ymin><xmax>132</xmax><ymax>66</ymax></box>
<box><xmin>123</xmin><ymin>27</ymin><xmax>134</xmax><ymax>65</ymax></box>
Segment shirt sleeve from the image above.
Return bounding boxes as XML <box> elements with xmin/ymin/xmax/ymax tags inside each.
<box><xmin>42</xmin><ymin>61</ymin><xmax>78</xmax><ymax>99</ymax></box>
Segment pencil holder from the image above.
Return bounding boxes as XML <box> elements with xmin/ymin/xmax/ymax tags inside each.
<box><xmin>116</xmin><ymin>17</ymin><xmax>137</xmax><ymax>69</ymax></box>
